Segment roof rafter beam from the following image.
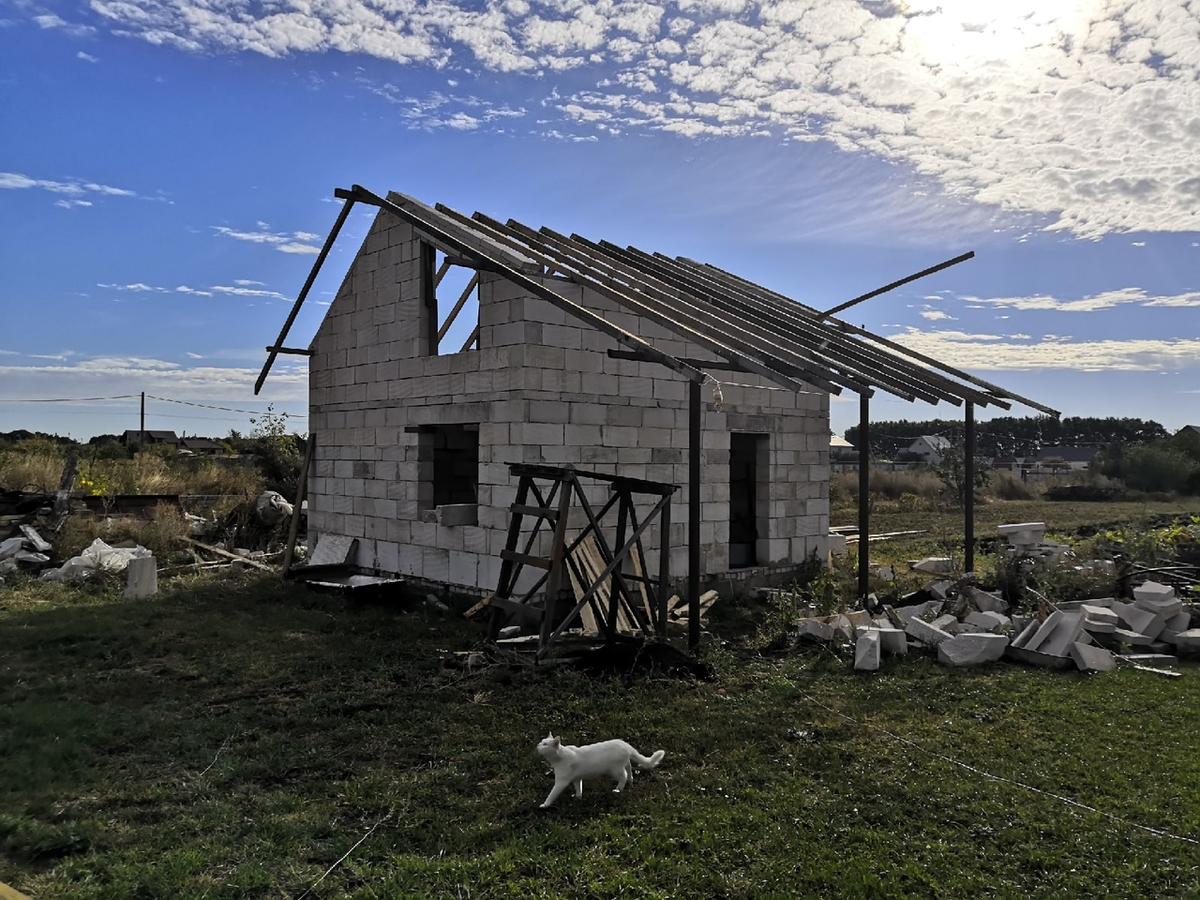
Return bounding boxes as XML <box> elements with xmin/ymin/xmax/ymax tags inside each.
<box><xmin>255</xmin><ymin>191</ymin><xmax>356</xmax><ymax>394</ymax></box>
<box><xmin>343</xmin><ymin>185</ymin><xmax>705</xmax><ymax>384</ymax></box>
<box><xmin>485</xmin><ymin>215</ymin><xmax>825</xmax><ymax>395</ymax></box>
<box><xmin>665</xmin><ymin>253</ymin><xmax>1004</xmax><ymax>408</ymax></box>
<box><xmin>698</xmin><ymin>260</ymin><xmax>1058</xmax><ymax>416</ymax></box>
<box><xmin>621</xmin><ymin>246</ymin><xmax>956</xmax><ymax>407</ymax></box>
<box><xmin>537</xmin><ymin>225</ymin><xmax>866</xmax><ymax>397</ymax></box>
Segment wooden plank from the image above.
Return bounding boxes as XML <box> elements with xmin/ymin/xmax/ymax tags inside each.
<box><xmin>186</xmin><ymin>540</ymin><xmax>274</xmax><ymax>572</ymax></box>
<box><xmin>629</xmin><ymin>544</ymin><xmax>654</xmax><ymax>623</ymax></box>
<box><xmin>510</xmin><ymin>504</ymin><xmax>558</xmax><ymax>520</ymax></box>
<box><xmin>500</xmin><ymin>549</ymin><xmax>552</xmax><ymax>570</ymax></box>
<box><xmin>565</xmin><ymin>558</ymin><xmax>601</xmax><ymax>635</ymax></box>
<box><xmin>0</xmin><ymin>881</ymin><xmax>34</xmax><ymax>900</ymax></box>
<box><xmin>463</xmin><ymin>593</ymin><xmax>495</xmax><ymax>619</ymax></box>
<box><xmin>580</xmin><ymin>535</ymin><xmax>638</xmax><ymax>634</ymax></box>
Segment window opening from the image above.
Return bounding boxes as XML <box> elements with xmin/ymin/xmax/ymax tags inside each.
<box><xmin>418</xmin><ymin>424</ymin><xmax>479</xmax><ymax>510</ymax></box>
<box><xmin>422</xmin><ymin>243</ymin><xmax>480</xmax><ymax>355</ymax></box>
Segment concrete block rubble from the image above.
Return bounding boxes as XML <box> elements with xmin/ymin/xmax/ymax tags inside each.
<box><xmin>771</xmin><ymin>521</ymin><xmax>1198</xmax><ymax>676</ymax></box>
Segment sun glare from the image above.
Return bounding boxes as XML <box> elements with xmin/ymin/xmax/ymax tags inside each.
<box><xmin>902</xmin><ymin>0</ymin><xmax>1089</xmax><ymax>68</ymax></box>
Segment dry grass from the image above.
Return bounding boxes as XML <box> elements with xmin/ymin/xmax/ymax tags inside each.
<box><xmin>0</xmin><ymin>446</ymin><xmax>263</xmax><ymax>499</ymax></box>
<box><xmin>54</xmin><ymin>503</ymin><xmax>195</xmax><ymax>560</ymax></box>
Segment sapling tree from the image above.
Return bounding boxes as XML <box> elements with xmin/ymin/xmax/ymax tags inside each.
<box><xmin>932</xmin><ymin>440</ymin><xmax>990</xmax><ymax>507</ymax></box>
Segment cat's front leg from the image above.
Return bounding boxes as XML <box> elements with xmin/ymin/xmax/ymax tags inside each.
<box><xmin>540</xmin><ymin>778</ymin><xmax>570</xmax><ymax>808</ymax></box>
<box><xmin>573</xmin><ymin>778</ymin><xmax>584</xmax><ymax>799</ymax></box>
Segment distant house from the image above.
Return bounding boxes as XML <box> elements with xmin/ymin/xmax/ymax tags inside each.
<box><xmin>830</xmin><ymin>434</ymin><xmax>857</xmax><ymax>470</ymax></box>
<box><xmin>903</xmin><ymin>435</ymin><xmax>950</xmax><ymax>465</ymax></box>
<box><xmin>121</xmin><ymin>429</ymin><xmax>180</xmax><ymax>447</ymax></box>
<box><xmin>178</xmin><ymin>437</ymin><xmax>225</xmax><ymax>455</ymax></box>
<box><xmin>1176</xmin><ymin>425</ymin><xmax>1200</xmax><ymax>440</ymax></box>
<box><xmin>1034</xmin><ymin>445</ymin><xmax>1099</xmax><ymax>472</ymax></box>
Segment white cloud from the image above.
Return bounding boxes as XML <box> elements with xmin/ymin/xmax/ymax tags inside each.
<box><xmin>69</xmin><ymin>0</ymin><xmax>1200</xmax><ymax>237</ymax></box>
<box><xmin>1</xmin><ymin>171</ymin><xmax>137</xmax><ymax>202</ymax></box>
<box><xmin>960</xmin><ymin>287</ymin><xmax>1200</xmax><ymax>312</ymax></box>
<box><xmin>97</xmin><ymin>281</ymin><xmax>288</xmax><ymax>300</ymax></box>
<box><xmin>34</xmin><ymin>13</ymin><xmax>96</xmax><ymax>37</ymax></box>
<box><xmin>211</xmin><ymin>225</ymin><xmax>321</xmax><ymax>254</ymax></box>
<box><xmin>77</xmin><ymin>51</ymin><xmax>99</xmax><ymax>62</ymax></box>
<box><xmin>891</xmin><ymin>327</ymin><xmax>1200</xmax><ymax>373</ymax></box>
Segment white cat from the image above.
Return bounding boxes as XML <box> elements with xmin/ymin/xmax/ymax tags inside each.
<box><xmin>536</xmin><ymin>732</ymin><xmax>665</xmax><ymax>808</ymax></box>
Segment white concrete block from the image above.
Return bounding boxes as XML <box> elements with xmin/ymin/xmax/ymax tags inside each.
<box><xmin>1069</xmin><ymin>641</ymin><xmax>1117</xmax><ymax>672</ymax></box>
<box><xmin>1023</xmin><ymin>611</ymin><xmax>1065</xmax><ymax>652</ymax></box>
<box><xmin>1133</xmin><ymin>580</ymin><xmax>1176</xmax><ymax>604</ymax></box>
<box><xmin>854</xmin><ymin>630</ymin><xmax>881</xmax><ymax>671</ymax></box>
<box><xmin>1110</xmin><ymin>601</ymin><xmax>1167</xmax><ymax>640</ymax></box>
<box><xmin>938</xmin><ymin>633</ymin><xmax>1009</xmax><ymax>666</ymax></box>
<box><xmin>906</xmin><ymin>616</ymin><xmax>954</xmax><ymax>647</ymax></box>
<box><xmin>123</xmin><ymin>555</ymin><xmax>158</xmax><ymax>599</ymax></box>
<box><xmin>1038</xmin><ymin>611</ymin><xmax>1086</xmax><ymax>658</ymax></box>
<box><xmin>1168</xmin><ymin>628</ymin><xmax>1200</xmax><ymax>650</ymax></box>
<box><xmin>1010</xmin><ymin>617</ymin><xmax>1040</xmax><ymax>649</ymax></box>
<box><xmin>798</xmin><ymin>619</ymin><xmax>835</xmax><ymax>642</ymax></box>
<box><xmin>964</xmin><ymin>610</ymin><xmax>1011</xmax><ymax>633</ymax></box>
<box><xmin>876</xmin><ymin>626</ymin><xmax>908</xmax><ymax>655</ymax></box>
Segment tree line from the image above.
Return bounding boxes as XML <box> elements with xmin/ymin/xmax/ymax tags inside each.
<box><xmin>842</xmin><ymin>416</ymin><xmax>1171</xmax><ymax>460</ymax></box>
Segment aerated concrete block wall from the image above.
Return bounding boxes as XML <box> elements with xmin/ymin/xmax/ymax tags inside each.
<box><xmin>307</xmin><ymin>207</ymin><xmax>832</xmax><ymax>594</ymax></box>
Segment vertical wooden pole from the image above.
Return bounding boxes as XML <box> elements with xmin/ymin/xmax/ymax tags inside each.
<box><xmin>657</xmin><ymin>490</ymin><xmax>671</xmax><ymax>639</ymax></box>
<box><xmin>857</xmin><ymin>393</ymin><xmax>870</xmax><ymax>599</ymax></box>
<box><xmin>281</xmin><ymin>433</ymin><xmax>316</xmax><ymax>577</ymax></box>
<box><xmin>965</xmin><ymin>401</ymin><xmax>976</xmax><ymax>573</ymax></box>
<box><xmin>689</xmin><ymin>380</ymin><xmax>701</xmax><ymax>653</ymax></box>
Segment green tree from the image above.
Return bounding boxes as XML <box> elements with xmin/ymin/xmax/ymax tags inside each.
<box><xmin>247</xmin><ymin>405</ymin><xmax>303</xmax><ymax>499</ymax></box>
<box><xmin>931</xmin><ymin>440</ymin><xmax>990</xmax><ymax>507</ymax></box>
<box><xmin>1117</xmin><ymin>444</ymin><xmax>1199</xmax><ymax>494</ymax></box>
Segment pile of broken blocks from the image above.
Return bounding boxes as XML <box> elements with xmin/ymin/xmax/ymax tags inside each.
<box><xmin>785</xmin><ymin>578</ymin><xmax>1195</xmax><ymax>675</ymax></box>
<box><xmin>780</xmin><ymin>520</ymin><xmax>1199</xmax><ymax>676</ymax></box>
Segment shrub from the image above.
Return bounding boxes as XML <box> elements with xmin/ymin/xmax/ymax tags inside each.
<box><xmin>1119</xmin><ymin>445</ymin><xmax>1199</xmax><ymax>494</ymax></box>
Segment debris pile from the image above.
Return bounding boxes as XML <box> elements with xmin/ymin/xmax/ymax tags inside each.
<box><xmin>776</xmin><ymin>520</ymin><xmax>1199</xmax><ymax>677</ymax></box>
<box><xmin>783</xmin><ymin>577</ymin><xmax>1194</xmax><ymax>675</ymax></box>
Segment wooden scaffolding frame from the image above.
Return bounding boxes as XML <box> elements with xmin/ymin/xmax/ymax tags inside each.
<box><xmin>486</xmin><ymin>464</ymin><xmax>678</xmax><ymax>658</ymax></box>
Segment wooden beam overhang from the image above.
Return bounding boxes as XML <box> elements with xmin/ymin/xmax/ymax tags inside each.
<box><xmin>343</xmin><ymin>185</ymin><xmax>706</xmax><ymax>385</ymax></box>
<box><xmin>695</xmin><ymin>260</ymin><xmax>1059</xmax><ymax>417</ymax></box>
<box><xmin>674</xmin><ymin>256</ymin><xmax>1016</xmax><ymax>411</ymax></box>
<box><xmin>255</xmin><ymin>192</ymin><xmax>356</xmax><ymax>394</ymax></box>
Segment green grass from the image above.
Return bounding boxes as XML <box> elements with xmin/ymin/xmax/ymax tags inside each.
<box><xmin>4</xmin><ymin>566</ymin><xmax>1200</xmax><ymax>899</ymax></box>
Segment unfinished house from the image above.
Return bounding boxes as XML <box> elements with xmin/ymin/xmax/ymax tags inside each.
<box><xmin>259</xmin><ymin>186</ymin><xmax>1056</xmax><ymax>639</ymax></box>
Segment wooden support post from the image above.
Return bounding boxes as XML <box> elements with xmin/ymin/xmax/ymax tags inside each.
<box><xmin>657</xmin><ymin>492</ymin><xmax>671</xmax><ymax>638</ymax></box>
<box><xmin>282</xmin><ymin>433</ymin><xmax>316</xmax><ymax>577</ymax></box>
<box><xmin>857</xmin><ymin>393</ymin><xmax>870</xmax><ymax>599</ymax></box>
<box><xmin>689</xmin><ymin>379</ymin><xmax>701</xmax><ymax>653</ymax></box>
<box><xmin>965</xmin><ymin>401</ymin><xmax>976</xmax><ymax>573</ymax></box>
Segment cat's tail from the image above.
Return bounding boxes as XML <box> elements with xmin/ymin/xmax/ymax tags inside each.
<box><xmin>632</xmin><ymin>748</ymin><xmax>665</xmax><ymax>769</ymax></box>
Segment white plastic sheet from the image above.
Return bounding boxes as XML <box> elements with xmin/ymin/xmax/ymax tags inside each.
<box><xmin>41</xmin><ymin>538</ymin><xmax>152</xmax><ymax>582</ymax></box>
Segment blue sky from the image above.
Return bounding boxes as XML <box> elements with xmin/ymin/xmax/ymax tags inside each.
<box><xmin>1</xmin><ymin>0</ymin><xmax>1197</xmax><ymax>442</ymax></box>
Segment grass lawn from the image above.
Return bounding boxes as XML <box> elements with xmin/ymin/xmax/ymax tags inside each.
<box><xmin>4</xmin><ymin>505</ymin><xmax>1200</xmax><ymax>898</ymax></box>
